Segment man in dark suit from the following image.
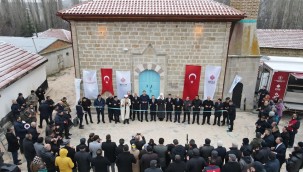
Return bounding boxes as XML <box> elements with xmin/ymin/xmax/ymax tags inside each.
<box><xmin>140</xmin><ymin>90</ymin><xmax>150</xmax><ymax>122</ymax></box>
<box><xmin>102</xmin><ymin>134</ymin><xmax>117</xmax><ymax>172</ymax></box>
<box><xmin>272</xmin><ymin>137</ymin><xmax>286</xmax><ymax>169</ymax></box>
<box><xmin>5</xmin><ymin>128</ymin><xmax>21</xmax><ymax>165</ymax></box>
<box><xmin>173</xmin><ymin>96</ymin><xmax>183</xmax><ymax>123</ymax></box>
<box><xmin>191</xmin><ymin>95</ymin><xmax>202</xmax><ymax>124</ymax></box>
<box><xmin>165</xmin><ymin>94</ymin><xmax>174</xmax><ymax>122</ymax></box>
<box><xmin>202</xmin><ymin>96</ymin><xmax>214</xmax><ymax>125</ymax></box>
<box><xmin>131</xmin><ymin>93</ymin><xmax>141</xmax><ymax>121</ymax></box>
<box><xmin>228</xmin><ymin>101</ymin><xmax>236</xmax><ymax>132</ymax></box>
<box><xmin>116</xmin><ymin>144</ymin><xmax>136</xmax><ymax>172</ymax></box>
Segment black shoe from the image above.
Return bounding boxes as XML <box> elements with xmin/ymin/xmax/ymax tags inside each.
<box><xmin>197</xmin><ymin>122</ymin><xmax>200</xmax><ymax>125</ymax></box>
<box><xmin>90</xmin><ymin>121</ymin><xmax>94</xmax><ymax>123</ymax></box>
<box><xmin>207</xmin><ymin>122</ymin><xmax>211</xmax><ymax>125</ymax></box>
<box><xmin>97</xmin><ymin>121</ymin><xmax>100</xmax><ymax>124</ymax></box>
<box><xmin>79</xmin><ymin>126</ymin><xmax>84</xmax><ymax>129</ymax></box>
<box><xmin>146</xmin><ymin>120</ymin><xmax>149</xmax><ymax>122</ymax></box>
<box><xmin>127</xmin><ymin>120</ymin><xmax>130</xmax><ymax>124</ymax></box>
<box><xmin>65</xmin><ymin>137</ymin><xmax>71</xmax><ymax>139</ymax></box>
<box><xmin>103</xmin><ymin>121</ymin><xmax>105</xmax><ymax>123</ymax></box>
<box><xmin>166</xmin><ymin>120</ymin><xmax>168</xmax><ymax>122</ymax></box>
<box><xmin>151</xmin><ymin>119</ymin><xmax>153</xmax><ymax>121</ymax></box>
<box><xmin>188</xmin><ymin>122</ymin><xmax>190</xmax><ymax>124</ymax></box>
<box><xmin>218</xmin><ymin>123</ymin><xmax>220</xmax><ymax>126</ymax></box>
<box><xmin>222</xmin><ymin>123</ymin><xmax>225</xmax><ymax>126</ymax></box>
<box><xmin>109</xmin><ymin>120</ymin><xmax>112</xmax><ymax>123</ymax></box>
<box><xmin>178</xmin><ymin>121</ymin><xmax>180</xmax><ymax>123</ymax></box>
<box><xmin>202</xmin><ymin>122</ymin><xmax>205</xmax><ymax>125</ymax></box>
<box><xmin>132</xmin><ymin>119</ymin><xmax>135</xmax><ymax>121</ymax></box>
<box><xmin>192</xmin><ymin>121</ymin><xmax>194</xmax><ymax>124</ymax></box>
<box><xmin>68</xmin><ymin>134</ymin><xmax>72</xmax><ymax>136</ymax></box>
<box><xmin>182</xmin><ymin>121</ymin><xmax>185</xmax><ymax>123</ymax></box>
<box><xmin>227</xmin><ymin>130</ymin><xmax>232</xmax><ymax>132</ymax></box>
<box><xmin>213</xmin><ymin>123</ymin><xmax>216</xmax><ymax>125</ymax></box>
<box><xmin>86</xmin><ymin>122</ymin><xmax>89</xmax><ymax>125</ymax></box>
<box><xmin>174</xmin><ymin>121</ymin><xmax>176</xmax><ymax>123</ymax></box>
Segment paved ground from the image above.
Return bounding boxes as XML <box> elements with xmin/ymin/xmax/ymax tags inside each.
<box><xmin>2</xmin><ymin>67</ymin><xmax>302</xmax><ymax>171</ymax></box>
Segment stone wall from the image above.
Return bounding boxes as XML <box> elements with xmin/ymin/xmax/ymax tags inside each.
<box><xmin>230</xmin><ymin>0</ymin><xmax>260</xmax><ymax>19</ymax></box>
<box><xmin>223</xmin><ymin>56</ymin><xmax>260</xmax><ymax>110</ymax></box>
<box><xmin>260</xmin><ymin>48</ymin><xmax>303</xmax><ymax>57</ymax></box>
<box><xmin>71</xmin><ymin>21</ymin><xmax>231</xmax><ymax>99</ymax></box>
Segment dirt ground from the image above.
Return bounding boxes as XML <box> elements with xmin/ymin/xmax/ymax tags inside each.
<box><xmin>3</xmin><ymin>67</ymin><xmax>302</xmax><ymax>171</ymax></box>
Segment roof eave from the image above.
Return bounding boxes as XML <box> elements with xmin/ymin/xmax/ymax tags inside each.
<box><xmin>56</xmin><ymin>13</ymin><xmax>245</xmax><ymax>22</ymax></box>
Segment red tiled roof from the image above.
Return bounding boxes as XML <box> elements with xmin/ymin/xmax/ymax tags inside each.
<box><xmin>57</xmin><ymin>0</ymin><xmax>245</xmax><ymax>22</ymax></box>
<box><xmin>38</xmin><ymin>29</ymin><xmax>72</xmax><ymax>43</ymax></box>
<box><xmin>0</xmin><ymin>43</ymin><xmax>47</xmax><ymax>89</ymax></box>
<box><xmin>257</xmin><ymin>29</ymin><xmax>303</xmax><ymax>50</ymax></box>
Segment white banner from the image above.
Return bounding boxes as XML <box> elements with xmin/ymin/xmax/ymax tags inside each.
<box><xmin>74</xmin><ymin>78</ymin><xmax>82</xmax><ymax>103</ymax></box>
<box><xmin>116</xmin><ymin>71</ymin><xmax>131</xmax><ymax>99</ymax></box>
<box><xmin>229</xmin><ymin>75</ymin><xmax>242</xmax><ymax>93</ymax></box>
<box><xmin>83</xmin><ymin>70</ymin><xmax>99</xmax><ymax>99</ymax></box>
<box><xmin>203</xmin><ymin>65</ymin><xmax>221</xmax><ymax>100</ymax></box>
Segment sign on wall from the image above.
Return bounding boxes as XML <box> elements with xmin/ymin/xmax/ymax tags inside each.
<box><xmin>269</xmin><ymin>72</ymin><xmax>289</xmax><ymax>99</ymax></box>
<box><xmin>182</xmin><ymin>65</ymin><xmax>202</xmax><ymax>100</ymax></box>
<box><xmin>203</xmin><ymin>65</ymin><xmax>221</xmax><ymax>100</ymax></box>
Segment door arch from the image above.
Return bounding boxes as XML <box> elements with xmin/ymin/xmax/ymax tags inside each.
<box><xmin>232</xmin><ymin>82</ymin><xmax>243</xmax><ymax>108</ymax></box>
<box><xmin>139</xmin><ymin>70</ymin><xmax>160</xmax><ymax>97</ymax></box>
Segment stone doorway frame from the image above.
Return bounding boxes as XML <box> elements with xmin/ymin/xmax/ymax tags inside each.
<box><xmin>134</xmin><ymin>64</ymin><xmax>165</xmax><ymax>95</ymax></box>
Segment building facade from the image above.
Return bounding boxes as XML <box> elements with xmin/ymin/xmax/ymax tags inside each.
<box><xmin>58</xmin><ymin>0</ymin><xmax>261</xmax><ymax>109</ymax></box>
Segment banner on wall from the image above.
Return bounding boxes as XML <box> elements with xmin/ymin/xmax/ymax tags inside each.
<box><xmin>228</xmin><ymin>75</ymin><xmax>242</xmax><ymax>93</ymax></box>
<box><xmin>83</xmin><ymin>70</ymin><xmax>99</xmax><ymax>99</ymax></box>
<box><xmin>116</xmin><ymin>71</ymin><xmax>131</xmax><ymax>99</ymax></box>
<box><xmin>203</xmin><ymin>65</ymin><xmax>221</xmax><ymax>100</ymax></box>
<box><xmin>269</xmin><ymin>72</ymin><xmax>289</xmax><ymax>99</ymax></box>
<box><xmin>101</xmin><ymin>68</ymin><xmax>114</xmax><ymax>95</ymax></box>
<box><xmin>182</xmin><ymin>65</ymin><xmax>202</xmax><ymax>100</ymax></box>
<box><xmin>74</xmin><ymin>78</ymin><xmax>82</xmax><ymax>103</ymax></box>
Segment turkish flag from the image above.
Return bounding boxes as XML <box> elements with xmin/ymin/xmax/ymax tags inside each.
<box><xmin>183</xmin><ymin>65</ymin><xmax>202</xmax><ymax>100</ymax></box>
<box><xmin>101</xmin><ymin>68</ymin><xmax>114</xmax><ymax>95</ymax></box>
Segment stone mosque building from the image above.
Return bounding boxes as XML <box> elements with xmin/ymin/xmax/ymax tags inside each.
<box><xmin>57</xmin><ymin>0</ymin><xmax>261</xmax><ymax>109</ymax></box>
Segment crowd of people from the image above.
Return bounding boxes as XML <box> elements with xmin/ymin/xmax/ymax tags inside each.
<box><xmin>2</xmin><ymin>87</ymin><xmax>302</xmax><ymax>172</ymax></box>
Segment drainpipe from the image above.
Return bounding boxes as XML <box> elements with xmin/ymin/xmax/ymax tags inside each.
<box><xmin>222</xmin><ymin>21</ymin><xmax>236</xmax><ymax>99</ymax></box>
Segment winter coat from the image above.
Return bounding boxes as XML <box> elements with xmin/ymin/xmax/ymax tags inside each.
<box><xmin>74</xmin><ymin>151</ymin><xmax>92</xmax><ymax>172</ymax></box>
<box><xmin>222</xmin><ymin>161</ymin><xmax>241</xmax><ymax>172</ymax></box>
<box><xmin>39</xmin><ymin>102</ymin><xmax>50</xmax><ymax>118</ymax></box>
<box><xmin>286</xmin><ymin>151</ymin><xmax>303</xmax><ymax>172</ymax></box>
<box><xmin>225</xmin><ymin>147</ymin><xmax>242</xmax><ymax>163</ymax></box>
<box><xmin>264</xmin><ymin>158</ymin><xmax>280</xmax><ymax>172</ymax></box>
<box><xmin>186</xmin><ymin>155</ymin><xmax>206</xmax><ymax>172</ymax></box>
<box><xmin>55</xmin><ymin>148</ymin><xmax>74</xmax><ymax>172</ymax></box>
<box><xmin>40</xmin><ymin>147</ymin><xmax>56</xmax><ymax>172</ymax></box>
<box><xmin>14</xmin><ymin>121</ymin><xmax>27</xmax><ymax>139</ymax></box>
<box><xmin>116</xmin><ymin>151</ymin><xmax>136</xmax><ymax>172</ymax></box>
<box><xmin>215</xmin><ymin>146</ymin><xmax>227</xmax><ymax>162</ymax></box>
<box><xmin>23</xmin><ymin>137</ymin><xmax>36</xmax><ymax>161</ymax></box>
<box><xmin>140</xmin><ymin>152</ymin><xmax>159</xmax><ymax>172</ymax></box>
<box><xmin>102</xmin><ymin>140</ymin><xmax>117</xmax><ymax>163</ymax></box>
<box><xmin>91</xmin><ymin>155</ymin><xmax>111</xmax><ymax>172</ymax></box>
<box><xmin>5</xmin><ymin>132</ymin><xmax>19</xmax><ymax>152</ymax></box>
<box><xmin>199</xmin><ymin>144</ymin><xmax>214</xmax><ymax>160</ymax></box>
<box><xmin>33</xmin><ymin>142</ymin><xmax>44</xmax><ymax>157</ymax></box>
<box><xmin>239</xmin><ymin>156</ymin><xmax>254</xmax><ymax>172</ymax></box>
<box><xmin>166</xmin><ymin>159</ymin><xmax>186</xmax><ymax>172</ymax></box>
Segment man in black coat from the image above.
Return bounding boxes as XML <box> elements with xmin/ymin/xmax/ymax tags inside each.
<box><xmin>213</xmin><ymin>98</ymin><xmax>223</xmax><ymax>126</ymax></box>
<box><xmin>35</xmin><ymin>87</ymin><xmax>45</xmax><ymax>104</ymax></box>
<box><xmin>74</xmin><ymin>145</ymin><xmax>92</xmax><ymax>172</ymax></box>
<box><xmin>171</xmin><ymin>139</ymin><xmax>186</xmax><ymax>161</ymax></box>
<box><xmin>116</xmin><ymin>138</ymin><xmax>125</xmax><ymax>156</ymax></box>
<box><xmin>140</xmin><ymin>90</ymin><xmax>150</xmax><ymax>122</ymax></box>
<box><xmin>76</xmin><ymin>100</ymin><xmax>84</xmax><ymax>129</ymax></box>
<box><xmin>23</xmin><ymin>133</ymin><xmax>36</xmax><ymax>172</ymax></box>
<box><xmin>227</xmin><ymin>101</ymin><xmax>236</xmax><ymax>132</ymax></box>
<box><xmin>116</xmin><ymin>144</ymin><xmax>136</xmax><ymax>172</ymax></box>
<box><xmin>40</xmin><ymin>144</ymin><xmax>56</xmax><ymax>172</ymax></box>
<box><xmin>131</xmin><ymin>93</ymin><xmax>141</xmax><ymax>121</ymax></box>
<box><xmin>102</xmin><ymin>134</ymin><xmax>117</xmax><ymax>172</ymax></box>
<box><xmin>82</xmin><ymin>97</ymin><xmax>93</xmax><ymax>124</ymax></box>
<box><xmin>221</xmin><ymin>154</ymin><xmax>241</xmax><ymax>172</ymax></box>
<box><xmin>202</xmin><ymin>96</ymin><xmax>214</xmax><ymax>125</ymax></box>
<box><xmin>215</xmin><ymin>140</ymin><xmax>227</xmax><ymax>162</ymax></box>
<box><xmin>38</xmin><ymin>100</ymin><xmax>50</xmax><ymax>128</ymax></box>
<box><xmin>5</xmin><ymin>128</ymin><xmax>21</xmax><ymax>165</ymax></box>
<box><xmin>166</xmin><ymin>155</ymin><xmax>186</xmax><ymax>172</ymax></box>
<box><xmin>91</xmin><ymin>149</ymin><xmax>111</xmax><ymax>172</ymax></box>
<box><xmin>27</xmin><ymin>122</ymin><xmax>40</xmax><ymax>143</ymax></box>
<box><xmin>45</xmin><ymin>96</ymin><xmax>55</xmax><ymax>121</ymax></box>
<box><xmin>112</xmin><ymin>96</ymin><xmax>121</xmax><ymax>123</ymax></box>
<box><xmin>222</xmin><ymin>97</ymin><xmax>230</xmax><ymax>126</ymax></box>
<box><xmin>165</xmin><ymin>94</ymin><xmax>174</xmax><ymax>122</ymax></box>
<box><xmin>186</xmin><ymin>148</ymin><xmax>206</xmax><ymax>172</ymax></box>
<box><xmin>273</xmin><ymin>137</ymin><xmax>286</xmax><ymax>169</ymax></box>
<box><xmin>191</xmin><ymin>95</ymin><xmax>202</xmax><ymax>125</ymax></box>
<box><xmin>11</xmin><ymin>100</ymin><xmax>21</xmax><ymax>121</ymax></box>
<box><xmin>14</xmin><ymin>116</ymin><xmax>27</xmax><ymax>154</ymax></box>
<box><xmin>140</xmin><ymin>146</ymin><xmax>159</xmax><ymax>172</ymax></box>
<box><xmin>76</xmin><ymin>138</ymin><xmax>89</xmax><ymax>152</ymax></box>
<box><xmin>106</xmin><ymin>94</ymin><xmax>114</xmax><ymax>123</ymax></box>
<box><xmin>149</xmin><ymin>96</ymin><xmax>158</xmax><ymax>122</ymax></box>
<box><xmin>199</xmin><ymin>138</ymin><xmax>214</xmax><ymax>160</ymax></box>
<box><xmin>174</xmin><ymin>96</ymin><xmax>183</xmax><ymax>123</ymax></box>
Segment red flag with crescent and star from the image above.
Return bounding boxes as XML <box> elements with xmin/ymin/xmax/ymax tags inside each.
<box><xmin>101</xmin><ymin>68</ymin><xmax>114</xmax><ymax>95</ymax></box>
<box><xmin>183</xmin><ymin>65</ymin><xmax>202</xmax><ymax>100</ymax></box>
